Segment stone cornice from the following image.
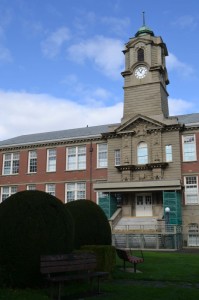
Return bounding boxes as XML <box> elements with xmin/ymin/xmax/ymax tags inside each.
<box><xmin>182</xmin><ymin>125</ymin><xmax>199</xmax><ymax>131</ymax></box>
<box><xmin>121</xmin><ymin>70</ymin><xmax>132</xmax><ymax>77</ymax></box>
<box><xmin>116</xmin><ymin>162</ymin><xmax>168</xmax><ymax>171</ymax></box>
<box><xmin>0</xmin><ymin>136</ymin><xmax>106</xmax><ymax>152</ymax></box>
<box><xmin>102</xmin><ymin>124</ymin><xmax>182</xmax><ymax>139</ymax></box>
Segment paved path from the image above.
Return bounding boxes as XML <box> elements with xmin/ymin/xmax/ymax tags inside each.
<box><xmin>112</xmin><ymin>279</ymin><xmax>199</xmax><ymax>289</ymax></box>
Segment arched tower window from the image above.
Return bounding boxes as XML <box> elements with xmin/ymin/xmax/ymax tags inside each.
<box><xmin>137</xmin><ymin>48</ymin><xmax>144</xmax><ymax>62</ymax></box>
<box><xmin>137</xmin><ymin>142</ymin><xmax>148</xmax><ymax>164</ymax></box>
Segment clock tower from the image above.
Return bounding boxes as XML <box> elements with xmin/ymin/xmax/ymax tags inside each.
<box><xmin>121</xmin><ymin>20</ymin><xmax>170</xmax><ymax>123</ymax></box>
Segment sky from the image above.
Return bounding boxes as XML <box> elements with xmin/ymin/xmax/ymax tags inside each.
<box><xmin>0</xmin><ymin>0</ymin><xmax>199</xmax><ymax>140</ymax></box>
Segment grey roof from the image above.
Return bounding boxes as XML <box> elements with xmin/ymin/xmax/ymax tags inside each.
<box><xmin>0</xmin><ymin>112</ymin><xmax>199</xmax><ymax>148</ymax></box>
<box><xmin>175</xmin><ymin>113</ymin><xmax>199</xmax><ymax>125</ymax></box>
<box><xmin>0</xmin><ymin>124</ymin><xmax>119</xmax><ymax>148</ymax></box>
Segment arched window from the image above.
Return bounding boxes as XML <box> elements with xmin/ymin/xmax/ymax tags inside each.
<box><xmin>137</xmin><ymin>142</ymin><xmax>148</xmax><ymax>164</ymax></box>
<box><xmin>137</xmin><ymin>48</ymin><xmax>144</xmax><ymax>62</ymax></box>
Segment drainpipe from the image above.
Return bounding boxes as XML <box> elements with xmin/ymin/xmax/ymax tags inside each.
<box><xmin>89</xmin><ymin>141</ymin><xmax>93</xmax><ymax>201</ymax></box>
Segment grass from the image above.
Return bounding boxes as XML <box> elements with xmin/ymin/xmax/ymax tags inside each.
<box><xmin>1</xmin><ymin>250</ymin><xmax>199</xmax><ymax>299</ymax></box>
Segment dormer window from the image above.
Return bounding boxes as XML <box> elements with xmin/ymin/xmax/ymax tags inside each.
<box><xmin>137</xmin><ymin>48</ymin><xmax>144</xmax><ymax>62</ymax></box>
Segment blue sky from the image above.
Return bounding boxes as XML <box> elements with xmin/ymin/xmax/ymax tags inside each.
<box><xmin>0</xmin><ymin>0</ymin><xmax>199</xmax><ymax>139</ymax></box>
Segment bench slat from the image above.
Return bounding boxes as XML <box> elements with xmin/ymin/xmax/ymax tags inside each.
<box><xmin>41</xmin><ymin>262</ymin><xmax>97</xmax><ymax>274</ymax></box>
<box><xmin>40</xmin><ymin>252</ymin><xmax>108</xmax><ymax>298</ymax></box>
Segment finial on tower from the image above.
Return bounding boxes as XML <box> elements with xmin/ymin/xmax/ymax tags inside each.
<box><xmin>135</xmin><ymin>12</ymin><xmax>154</xmax><ymax>37</ymax></box>
<box><xmin>142</xmin><ymin>11</ymin><xmax>145</xmax><ymax>26</ymax></box>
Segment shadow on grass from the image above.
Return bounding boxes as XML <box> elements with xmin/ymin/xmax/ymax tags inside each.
<box><xmin>1</xmin><ymin>251</ymin><xmax>199</xmax><ymax>300</ymax></box>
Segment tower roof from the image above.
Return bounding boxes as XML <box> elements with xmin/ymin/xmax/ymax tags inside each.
<box><xmin>135</xmin><ymin>12</ymin><xmax>154</xmax><ymax>37</ymax></box>
<box><xmin>135</xmin><ymin>25</ymin><xmax>154</xmax><ymax>37</ymax></box>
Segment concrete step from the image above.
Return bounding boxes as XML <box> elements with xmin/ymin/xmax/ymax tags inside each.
<box><xmin>114</xmin><ymin>217</ymin><xmax>158</xmax><ymax>231</ymax></box>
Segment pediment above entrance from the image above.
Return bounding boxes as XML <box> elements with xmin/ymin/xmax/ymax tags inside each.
<box><xmin>115</xmin><ymin>114</ymin><xmax>165</xmax><ymax>136</ymax></box>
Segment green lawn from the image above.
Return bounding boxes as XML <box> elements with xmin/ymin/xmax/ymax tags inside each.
<box><xmin>1</xmin><ymin>250</ymin><xmax>199</xmax><ymax>300</ymax></box>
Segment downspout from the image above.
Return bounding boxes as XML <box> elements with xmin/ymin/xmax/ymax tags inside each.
<box><xmin>89</xmin><ymin>141</ymin><xmax>93</xmax><ymax>201</ymax></box>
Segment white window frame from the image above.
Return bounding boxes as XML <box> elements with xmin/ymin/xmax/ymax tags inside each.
<box><xmin>65</xmin><ymin>182</ymin><xmax>86</xmax><ymax>203</ymax></box>
<box><xmin>46</xmin><ymin>148</ymin><xmax>56</xmax><ymax>172</ymax></box>
<box><xmin>115</xmin><ymin>149</ymin><xmax>121</xmax><ymax>166</ymax></box>
<box><xmin>46</xmin><ymin>183</ymin><xmax>56</xmax><ymax>196</ymax></box>
<box><xmin>28</xmin><ymin>150</ymin><xmax>37</xmax><ymax>173</ymax></box>
<box><xmin>165</xmin><ymin>145</ymin><xmax>172</xmax><ymax>162</ymax></box>
<box><xmin>182</xmin><ymin>135</ymin><xmax>197</xmax><ymax>162</ymax></box>
<box><xmin>27</xmin><ymin>184</ymin><xmax>36</xmax><ymax>190</ymax></box>
<box><xmin>97</xmin><ymin>143</ymin><xmax>107</xmax><ymax>168</ymax></box>
<box><xmin>2</xmin><ymin>152</ymin><xmax>20</xmax><ymax>175</ymax></box>
<box><xmin>188</xmin><ymin>223</ymin><xmax>199</xmax><ymax>246</ymax></box>
<box><xmin>137</xmin><ymin>142</ymin><xmax>148</xmax><ymax>164</ymax></box>
<box><xmin>184</xmin><ymin>176</ymin><xmax>199</xmax><ymax>205</ymax></box>
<box><xmin>1</xmin><ymin>186</ymin><xmax>17</xmax><ymax>202</ymax></box>
<box><xmin>66</xmin><ymin>146</ymin><xmax>86</xmax><ymax>171</ymax></box>
<box><xmin>188</xmin><ymin>234</ymin><xmax>199</xmax><ymax>246</ymax></box>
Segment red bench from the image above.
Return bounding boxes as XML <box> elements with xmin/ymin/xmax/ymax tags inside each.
<box><xmin>116</xmin><ymin>248</ymin><xmax>144</xmax><ymax>273</ymax></box>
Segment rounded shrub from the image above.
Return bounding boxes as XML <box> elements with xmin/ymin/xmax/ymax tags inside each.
<box><xmin>0</xmin><ymin>190</ymin><xmax>74</xmax><ymax>288</ymax></box>
<box><xmin>65</xmin><ymin>200</ymin><xmax>112</xmax><ymax>249</ymax></box>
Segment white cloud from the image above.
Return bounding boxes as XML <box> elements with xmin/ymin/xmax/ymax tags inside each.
<box><xmin>0</xmin><ymin>90</ymin><xmax>196</xmax><ymax>141</ymax></box>
<box><xmin>0</xmin><ymin>45</ymin><xmax>12</xmax><ymax>62</ymax></box>
<box><xmin>41</xmin><ymin>27</ymin><xmax>71</xmax><ymax>58</ymax></box>
<box><xmin>73</xmin><ymin>11</ymin><xmax>97</xmax><ymax>36</ymax></box>
<box><xmin>61</xmin><ymin>74</ymin><xmax>114</xmax><ymax>105</ymax></box>
<box><xmin>0</xmin><ymin>25</ymin><xmax>12</xmax><ymax>63</ymax></box>
<box><xmin>171</xmin><ymin>15</ymin><xmax>197</xmax><ymax>30</ymax></box>
<box><xmin>67</xmin><ymin>36</ymin><xmax>124</xmax><ymax>79</ymax></box>
<box><xmin>166</xmin><ymin>53</ymin><xmax>193</xmax><ymax>77</ymax></box>
<box><xmin>0</xmin><ymin>90</ymin><xmax>122</xmax><ymax>140</ymax></box>
<box><xmin>169</xmin><ymin>97</ymin><xmax>194</xmax><ymax>116</ymax></box>
<box><xmin>101</xmin><ymin>17</ymin><xmax>130</xmax><ymax>36</ymax></box>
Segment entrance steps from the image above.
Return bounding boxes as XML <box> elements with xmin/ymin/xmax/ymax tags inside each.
<box><xmin>112</xmin><ymin>217</ymin><xmax>177</xmax><ymax>249</ymax></box>
<box><xmin>114</xmin><ymin>217</ymin><xmax>158</xmax><ymax>231</ymax></box>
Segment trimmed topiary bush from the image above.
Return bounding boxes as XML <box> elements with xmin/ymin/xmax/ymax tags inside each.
<box><xmin>81</xmin><ymin>245</ymin><xmax>116</xmax><ymax>274</ymax></box>
<box><xmin>65</xmin><ymin>200</ymin><xmax>112</xmax><ymax>249</ymax></box>
<box><xmin>0</xmin><ymin>190</ymin><xmax>74</xmax><ymax>288</ymax></box>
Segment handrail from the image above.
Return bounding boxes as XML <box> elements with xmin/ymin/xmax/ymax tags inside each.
<box><xmin>112</xmin><ymin>224</ymin><xmax>176</xmax><ymax>234</ymax></box>
<box><xmin>109</xmin><ymin>208</ymin><xmax>122</xmax><ymax>230</ymax></box>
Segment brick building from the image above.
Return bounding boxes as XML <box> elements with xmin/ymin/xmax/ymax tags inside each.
<box><xmin>0</xmin><ymin>23</ymin><xmax>199</xmax><ymax>247</ymax></box>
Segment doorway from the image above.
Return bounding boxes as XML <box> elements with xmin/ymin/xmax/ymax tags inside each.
<box><xmin>136</xmin><ymin>194</ymin><xmax>152</xmax><ymax>216</ymax></box>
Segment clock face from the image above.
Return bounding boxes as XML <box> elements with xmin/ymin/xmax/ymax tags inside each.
<box><xmin>134</xmin><ymin>66</ymin><xmax>148</xmax><ymax>79</ymax></box>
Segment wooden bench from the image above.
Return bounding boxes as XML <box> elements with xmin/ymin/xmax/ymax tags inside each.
<box><xmin>40</xmin><ymin>252</ymin><xmax>109</xmax><ymax>300</ymax></box>
<box><xmin>116</xmin><ymin>248</ymin><xmax>144</xmax><ymax>273</ymax></box>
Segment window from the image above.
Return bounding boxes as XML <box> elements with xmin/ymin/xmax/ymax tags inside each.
<box><xmin>27</xmin><ymin>184</ymin><xmax>36</xmax><ymax>190</ymax></box>
<box><xmin>137</xmin><ymin>48</ymin><xmax>144</xmax><ymax>62</ymax></box>
<box><xmin>115</xmin><ymin>149</ymin><xmax>121</xmax><ymax>166</ymax></box>
<box><xmin>46</xmin><ymin>184</ymin><xmax>55</xmax><ymax>196</ymax></box>
<box><xmin>183</xmin><ymin>135</ymin><xmax>196</xmax><ymax>161</ymax></box>
<box><xmin>65</xmin><ymin>182</ymin><xmax>86</xmax><ymax>203</ymax></box>
<box><xmin>1</xmin><ymin>186</ymin><xmax>17</xmax><ymax>202</ymax></box>
<box><xmin>184</xmin><ymin>176</ymin><xmax>199</xmax><ymax>205</ymax></box>
<box><xmin>97</xmin><ymin>143</ymin><xmax>107</xmax><ymax>168</ymax></box>
<box><xmin>137</xmin><ymin>142</ymin><xmax>148</xmax><ymax>164</ymax></box>
<box><xmin>3</xmin><ymin>152</ymin><xmax>19</xmax><ymax>175</ymax></box>
<box><xmin>28</xmin><ymin>150</ymin><xmax>37</xmax><ymax>173</ymax></box>
<box><xmin>188</xmin><ymin>223</ymin><xmax>199</xmax><ymax>246</ymax></box>
<box><xmin>165</xmin><ymin>145</ymin><xmax>172</xmax><ymax>162</ymax></box>
<box><xmin>188</xmin><ymin>234</ymin><xmax>199</xmax><ymax>247</ymax></box>
<box><xmin>66</xmin><ymin>146</ymin><xmax>86</xmax><ymax>170</ymax></box>
<box><xmin>47</xmin><ymin>149</ymin><xmax>56</xmax><ymax>172</ymax></box>
<box><xmin>97</xmin><ymin>192</ymin><xmax>108</xmax><ymax>205</ymax></box>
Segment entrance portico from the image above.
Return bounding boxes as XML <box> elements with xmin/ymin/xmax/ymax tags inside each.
<box><xmin>94</xmin><ymin>179</ymin><xmax>182</xmax><ymax>221</ymax></box>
